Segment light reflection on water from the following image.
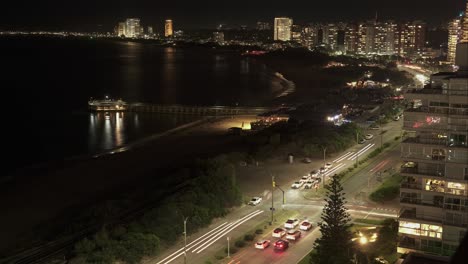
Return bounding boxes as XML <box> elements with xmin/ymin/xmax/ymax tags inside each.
<box><xmin>87</xmin><ymin>111</ymin><xmax>199</xmax><ymax>154</ymax></box>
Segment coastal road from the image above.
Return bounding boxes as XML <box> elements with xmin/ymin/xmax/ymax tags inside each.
<box><xmin>149</xmin><ymin>118</ymin><xmax>402</xmax><ymax>264</ymax></box>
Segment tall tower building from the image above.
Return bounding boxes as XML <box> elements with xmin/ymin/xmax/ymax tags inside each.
<box><xmin>147</xmin><ymin>26</ymin><xmax>153</xmax><ymax>35</ymax></box>
<box><xmin>398</xmin><ymin>41</ymin><xmax>468</xmax><ymax>258</ymax></box>
<box><xmin>345</xmin><ymin>23</ymin><xmax>359</xmax><ymax>54</ymax></box>
<box><xmin>118</xmin><ymin>22</ymin><xmax>126</xmax><ymax>37</ymax></box>
<box><xmin>463</xmin><ymin>0</ymin><xmax>468</xmax><ymax>42</ymax></box>
<box><xmin>274</xmin><ymin>17</ymin><xmax>293</xmax><ymax>41</ymax></box>
<box><xmin>165</xmin><ymin>19</ymin><xmax>173</xmax><ymax>37</ymax></box>
<box><xmin>125</xmin><ymin>18</ymin><xmax>140</xmax><ymax>38</ymax></box>
<box><xmin>448</xmin><ymin>17</ymin><xmax>463</xmax><ymax>64</ymax></box>
<box><xmin>324</xmin><ymin>24</ymin><xmax>339</xmax><ymax>51</ymax></box>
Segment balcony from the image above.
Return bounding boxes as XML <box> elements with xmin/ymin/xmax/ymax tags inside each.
<box><xmin>399</xmin><ymin>209</ymin><xmax>443</xmax><ymax>224</ymax></box>
<box><xmin>403</xmin><ymin>137</ymin><xmax>446</xmax><ymax>147</ymax></box>
<box><xmin>401</xmin><ymin>182</ymin><xmax>422</xmax><ymax>190</ymax></box>
<box><xmin>401</xmin><ymin>167</ymin><xmax>445</xmax><ymax>177</ymax></box>
<box><xmin>405</xmin><ymin>107</ymin><xmax>468</xmax><ymax>117</ymax></box>
<box><xmin>400</xmin><ymin>198</ymin><xmax>444</xmax><ymax>208</ymax></box>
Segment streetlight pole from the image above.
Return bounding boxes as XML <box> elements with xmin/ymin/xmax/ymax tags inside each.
<box><xmin>183</xmin><ymin>217</ymin><xmax>189</xmax><ymax>264</ymax></box>
<box><xmin>322</xmin><ymin>146</ymin><xmax>327</xmax><ymax>185</ymax></box>
<box><xmin>356</xmin><ymin>130</ymin><xmax>359</xmax><ymax>167</ymax></box>
<box><xmin>271</xmin><ymin>175</ymin><xmax>275</xmax><ymax>225</ymax></box>
<box><xmin>227</xmin><ymin>236</ymin><xmax>230</xmax><ymax>258</ymax></box>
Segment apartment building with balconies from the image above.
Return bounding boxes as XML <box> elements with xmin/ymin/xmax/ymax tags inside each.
<box><xmin>398</xmin><ymin>42</ymin><xmax>468</xmax><ymax>258</ymax></box>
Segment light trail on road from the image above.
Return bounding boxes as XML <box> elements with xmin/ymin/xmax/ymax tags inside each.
<box><xmin>193</xmin><ymin>210</ymin><xmax>264</xmax><ymax>253</ymax></box>
<box><xmin>155</xmin><ymin>221</ymin><xmax>229</xmax><ymax>264</ymax></box>
<box><xmin>324</xmin><ymin>163</ymin><xmax>346</xmax><ymax>176</ymax></box>
<box><xmin>333</xmin><ymin>152</ymin><xmax>354</xmax><ymax>163</ymax></box>
<box><xmin>156</xmin><ymin>210</ymin><xmax>264</xmax><ymax>264</ymax></box>
<box><xmin>369</xmin><ymin>159</ymin><xmax>390</xmax><ymax>173</ymax></box>
<box><xmin>347</xmin><ymin>143</ymin><xmax>375</xmax><ymax>160</ymax></box>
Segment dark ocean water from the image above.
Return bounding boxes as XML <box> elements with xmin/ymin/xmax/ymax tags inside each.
<box><xmin>1</xmin><ymin>36</ymin><xmax>284</xmax><ymax>173</ymax></box>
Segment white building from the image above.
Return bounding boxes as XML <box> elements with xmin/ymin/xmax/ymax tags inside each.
<box><xmin>274</xmin><ymin>17</ymin><xmax>293</xmax><ymax>41</ymax></box>
<box><xmin>125</xmin><ymin>18</ymin><xmax>140</xmax><ymax>38</ymax></box>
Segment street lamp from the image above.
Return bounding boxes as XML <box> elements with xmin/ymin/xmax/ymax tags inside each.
<box><xmin>183</xmin><ymin>217</ymin><xmax>189</xmax><ymax>264</ymax></box>
<box><xmin>227</xmin><ymin>236</ymin><xmax>231</xmax><ymax>258</ymax></box>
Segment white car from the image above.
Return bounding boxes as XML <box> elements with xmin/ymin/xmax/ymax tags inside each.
<box><xmin>291</xmin><ymin>181</ymin><xmax>303</xmax><ymax>189</ymax></box>
<box><xmin>324</xmin><ymin>162</ymin><xmax>333</xmax><ymax>169</ymax></box>
<box><xmin>272</xmin><ymin>227</ymin><xmax>286</xmax><ymax>238</ymax></box>
<box><xmin>255</xmin><ymin>239</ymin><xmax>271</xmax><ymax>249</ymax></box>
<box><xmin>299</xmin><ymin>175</ymin><xmax>310</xmax><ymax>183</ymax></box>
<box><xmin>299</xmin><ymin>220</ymin><xmax>313</xmax><ymax>231</ymax></box>
<box><xmin>285</xmin><ymin>229</ymin><xmax>302</xmax><ymax>240</ymax></box>
<box><xmin>284</xmin><ymin>219</ymin><xmax>299</xmax><ymax>229</ymax></box>
<box><xmin>304</xmin><ymin>180</ymin><xmax>314</xmax><ymax>189</ymax></box>
<box><xmin>309</xmin><ymin>170</ymin><xmax>319</xmax><ymax>177</ymax></box>
<box><xmin>319</xmin><ymin>167</ymin><xmax>328</xmax><ymax>174</ymax></box>
<box><xmin>365</xmin><ymin>134</ymin><xmax>374</xmax><ymax>140</ymax></box>
<box><xmin>248</xmin><ymin>197</ymin><xmax>262</xmax><ymax>206</ymax></box>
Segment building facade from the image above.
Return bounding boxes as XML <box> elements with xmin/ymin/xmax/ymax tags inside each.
<box><xmin>448</xmin><ymin>17</ymin><xmax>463</xmax><ymax>64</ymax></box>
<box><xmin>124</xmin><ymin>18</ymin><xmax>140</xmax><ymax>38</ymax></box>
<box><xmin>165</xmin><ymin>19</ymin><xmax>173</xmax><ymax>37</ymax></box>
<box><xmin>256</xmin><ymin>21</ymin><xmax>271</xmax><ymax>31</ymax></box>
<box><xmin>398</xmin><ymin>42</ymin><xmax>468</xmax><ymax>257</ymax></box>
<box><xmin>274</xmin><ymin>17</ymin><xmax>293</xmax><ymax>41</ymax></box>
<box><xmin>213</xmin><ymin>31</ymin><xmax>224</xmax><ymax>44</ymax></box>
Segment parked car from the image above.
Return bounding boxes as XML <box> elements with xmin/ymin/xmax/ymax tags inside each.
<box><xmin>272</xmin><ymin>227</ymin><xmax>286</xmax><ymax>238</ymax></box>
<box><xmin>248</xmin><ymin>197</ymin><xmax>262</xmax><ymax>206</ymax></box>
<box><xmin>369</xmin><ymin>124</ymin><xmax>381</xmax><ymax>130</ymax></box>
<box><xmin>310</xmin><ymin>170</ymin><xmax>320</xmax><ymax>177</ymax></box>
<box><xmin>393</xmin><ymin>115</ymin><xmax>400</xmax><ymax>121</ymax></box>
<box><xmin>312</xmin><ymin>177</ymin><xmax>322</xmax><ymax>183</ymax></box>
<box><xmin>285</xmin><ymin>229</ymin><xmax>302</xmax><ymax>240</ymax></box>
<box><xmin>291</xmin><ymin>181</ymin><xmax>303</xmax><ymax>189</ymax></box>
<box><xmin>358</xmin><ymin>138</ymin><xmax>366</xmax><ymax>144</ymax></box>
<box><xmin>365</xmin><ymin>134</ymin><xmax>374</xmax><ymax>140</ymax></box>
<box><xmin>304</xmin><ymin>180</ymin><xmax>314</xmax><ymax>189</ymax></box>
<box><xmin>255</xmin><ymin>239</ymin><xmax>271</xmax><ymax>249</ymax></box>
<box><xmin>324</xmin><ymin>162</ymin><xmax>333</xmax><ymax>169</ymax></box>
<box><xmin>274</xmin><ymin>239</ymin><xmax>289</xmax><ymax>251</ymax></box>
<box><xmin>300</xmin><ymin>220</ymin><xmax>312</xmax><ymax>231</ymax></box>
<box><xmin>299</xmin><ymin>175</ymin><xmax>310</xmax><ymax>183</ymax></box>
<box><xmin>302</xmin><ymin>158</ymin><xmax>312</xmax><ymax>163</ymax></box>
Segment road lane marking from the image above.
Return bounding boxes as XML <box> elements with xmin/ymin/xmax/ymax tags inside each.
<box><xmin>194</xmin><ymin>210</ymin><xmax>264</xmax><ymax>253</ymax></box>
<box><xmin>333</xmin><ymin>152</ymin><xmax>354</xmax><ymax>163</ymax></box>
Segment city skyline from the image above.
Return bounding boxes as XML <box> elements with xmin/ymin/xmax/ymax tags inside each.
<box><xmin>1</xmin><ymin>0</ymin><xmax>465</xmax><ymax>31</ymax></box>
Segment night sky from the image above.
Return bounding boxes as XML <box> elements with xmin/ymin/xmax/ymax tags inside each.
<box><xmin>1</xmin><ymin>0</ymin><xmax>466</xmax><ymax>31</ymax></box>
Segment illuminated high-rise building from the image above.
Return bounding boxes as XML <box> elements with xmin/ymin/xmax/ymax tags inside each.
<box><xmin>323</xmin><ymin>24</ymin><xmax>339</xmax><ymax>50</ymax></box>
<box><xmin>165</xmin><ymin>19</ymin><xmax>173</xmax><ymax>37</ymax></box>
<box><xmin>117</xmin><ymin>22</ymin><xmax>126</xmax><ymax>37</ymax></box>
<box><xmin>147</xmin><ymin>26</ymin><xmax>153</xmax><ymax>35</ymax></box>
<box><xmin>345</xmin><ymin>23</ymin><xmax>359</xmax><ymax>54</ymax></box>
<box><xmin>448</xmin><ymin>17</ymin><xmax>463</xmax><ymax>64</ymax></box>
<box><xmin>213</xmin><ymin>31</ymin><xmax>224</xmax><ymax>44</ymax></box>
<box><xmin>125</xmin><ymin>18</ymin><xmax>140</xmax><ymax>38</ymax></box>
<box><xmin>291</xmin><ymin>24</ymin><xmax>302</xmax><ymax>42</ymax></box>
<box><xmin>301</xmin><ymin>25</ymin><xmax>318</xmax><ymax>49</ymax></box>
<box><xmin>274</xmin><ymin>17</ymin><xmax>293</xmax><ymax>41</ymax></box>
<box><xmin>463</xmin><ymin>0</ymin><xmax>468</xmax><ymax>42</ymax></box>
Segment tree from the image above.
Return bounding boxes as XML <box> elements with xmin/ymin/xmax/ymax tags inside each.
<box><xmin>310</xmin><ymin>174</ymin><xmax>354</xmax><ymax>264</ymax></box>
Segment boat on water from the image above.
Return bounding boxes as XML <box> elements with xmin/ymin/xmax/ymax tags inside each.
<box><xmin>88</xmin><ymin>96</ymin><xmax>128</xmax><ymax>111</ymax></box>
